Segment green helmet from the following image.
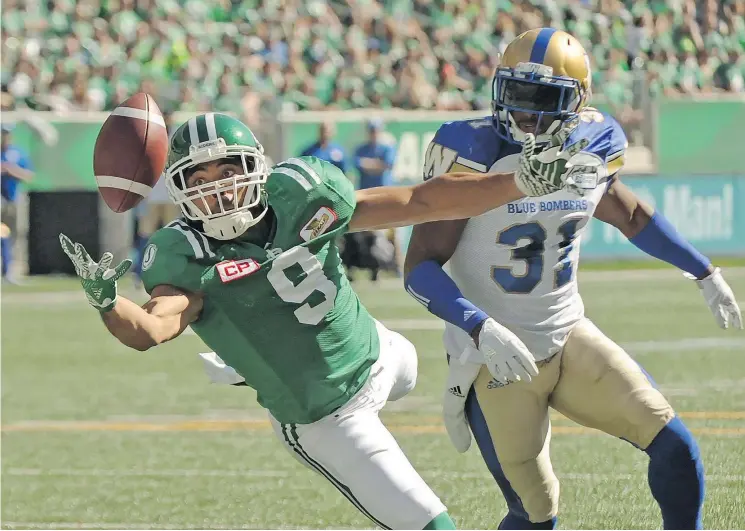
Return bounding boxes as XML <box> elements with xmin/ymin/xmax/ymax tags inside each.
<box><xmin>165</xmin><ymin>113</ymin><xmax>269</xmax><ymax>240</ymax></box>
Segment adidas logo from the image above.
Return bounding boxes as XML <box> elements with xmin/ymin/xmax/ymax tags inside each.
<box><xmin>463</xmin><ymin>310</ymin><xmax>478</xmax><ymax>321</ymax></box>
<box><xmin>448</xmin><ymin>385</ymin><xmax>465</xmax><ymax>398</ymax></box>
<box><xmin>487</xmin><ymin>378</ymin><xmax>509</xmax><ymax>389</ymax></box>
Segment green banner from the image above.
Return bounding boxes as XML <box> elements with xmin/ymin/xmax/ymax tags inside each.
<box><xmin>656</xmin><ymin>99</ymin><xmax>745</xmax><ymax>175</ymax></box>
<box><xmin>7</xmin><ymin>99</ymin><xmax>742</xmax><ymax>193</ymax></box>
<box><xmin>280</xmin><ymin>100</ymin><xmax>744</xmax><ymax>179</ymax></box>
<box><xmin>281</xmin><ymin>112</ymin><xmax>483</xmax><ymax>185</ymax></box>
<box><xmin>6</xmin><ymin>111</ymin><xmax>202</xmax><ymax>192</ymax></box>
<box><xmin>11</xmin><ymin>120</ymin><xmax>102</xmax><ymax>192</ymax></box>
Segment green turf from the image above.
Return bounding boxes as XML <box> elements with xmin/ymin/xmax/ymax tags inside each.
<box><xmin>3</xmin><ymin>270</ymin><xmax>745</xmax><ymax>529</ymax></box>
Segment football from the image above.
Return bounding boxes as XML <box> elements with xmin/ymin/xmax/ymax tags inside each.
<box><xmin>93</xmin><ymin>92</ymin><xmax>169</xmax><ymax>213</ymax></box>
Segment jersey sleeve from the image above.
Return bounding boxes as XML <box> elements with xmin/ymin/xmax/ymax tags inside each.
<box><xmin>140</xmin><ymin>225</ymin><xmax>205</xmax><ymax>294</ymax></box>
<box><xmin>423</xmin><ymin>124</ymin><xmax>460</xmax><ymax>181</ymax></box>
<box><xmin>267</xmin><ymin>156</ymin><xmax>356</xmax><ymax>248</ymax></box>
<box><xmin>574</xmin><ymin>109</ymin><xmax>629</xmax><ymax>178</ymax></box>
<box><xmin>423</xmin><ymin>119</ymin><xmax>496</xmax><ymax>181</ymax></box>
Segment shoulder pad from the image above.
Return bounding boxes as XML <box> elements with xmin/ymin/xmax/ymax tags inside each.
<box><xmin>151</xmin><ymin>219</ymin><xmax>217</xmax><ymax>260</ymax></box>
<box><xmin>140</xmin><ymin>219</ymin><xmax>212</xmax><ymax>294</ymax></box>
<box><xmin>570</xmin><ymin>109</ymin><xmax>628</xmax><ymax>175</ymax></box>
<box><xmin>432</xmin><ymin>117</ymin><xmax>518</xmax><ymax>173</ymax></box>
<box><xmin>268</xmin><ymin>156</ymin><xmax>355</xmax><ymax>248</ymax></box>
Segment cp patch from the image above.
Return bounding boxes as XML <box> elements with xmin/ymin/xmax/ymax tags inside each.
<box><xmin>216</xmin><ymin>259</ymin><xmax>261</xmax><ymax>283</ymax></box>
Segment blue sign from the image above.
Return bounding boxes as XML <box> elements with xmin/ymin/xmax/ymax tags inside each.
<box><xmin>580</xmin><ymin>175</ymin><xmax>744</xmax><ymax>258</ymax></box>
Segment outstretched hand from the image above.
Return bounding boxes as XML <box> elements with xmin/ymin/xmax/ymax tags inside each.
<box><xmin>59</xmin><ymin>233</ymin><xmax>132</xmax><ymax>312</ymax></box>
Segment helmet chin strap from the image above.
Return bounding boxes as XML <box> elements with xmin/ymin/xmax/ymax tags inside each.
<box><xmin>202</xmin><ymin>207</ymin><xmax>268</xmax><ymax>240</ymax></box>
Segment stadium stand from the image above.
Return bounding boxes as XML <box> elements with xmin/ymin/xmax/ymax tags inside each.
<box><xmin>2</xmin><ymin>0</ymin><xmax>744</xmax><ymax>118</ymax></box>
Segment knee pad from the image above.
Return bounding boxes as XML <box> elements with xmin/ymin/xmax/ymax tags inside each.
<box><xmin>388</xmin><ymin>357</ymin><xmax>416</xmax><ymax>402</ymax></box>
<box><xmin>646</xmin><ymin>416</ymin><xmax>701</xmax><ymax>466</ymax></box>
<box><xmin>379</xmin><ymin>325</ymin><xmax>418</xmax><ymax>402</ymax></box>
<box><xmin>646</xmin><ymin>417</ymin><xmax>704</xmax><ymax>530</ymax></box>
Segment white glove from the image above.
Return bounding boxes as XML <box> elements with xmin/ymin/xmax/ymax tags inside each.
<box><xmin>199</xmin><ymin>352</ymin><xmax>246</xmax><ymax>385</ymax></box>
<box><xmin>60</xmin><ymin>233</ymin><xmax>131</xmax><ymax>312</ymax></box>
<box><xmin>476</xmin><ymin>318</ymin><xmax>539</xmax><ymax>384</ymax></box>
<box><xmin>686</xmin><ymin>268</ymin><xmax>743</xmax><ymax>330</ymax></box>
<box><xmin>514</xmin><ymin>119</ymin><xmax>590</xmax><ymax>197</ymax></box>
<box><xmin>442</xmin><ymin>359</ymin><xmax>481</xmax><ymax>453</ymax></box>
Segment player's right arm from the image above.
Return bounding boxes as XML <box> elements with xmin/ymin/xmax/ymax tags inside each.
<box><xmin>99</xmin><ymin>285</ymin><xmax>202</xmax><ymax>351</ymax></box>
<box><xmin>60</xmin><ymin>232</ymin><xmax>203</xmax><ymax>351</ymax></box>
<box><xmin>350</xmin><ymin>120</ymin><xmax>587</xmax><ymax>232</ymax></box>
<box><xmin>350</xmin><ymin>169</ymin><xmax>524</xmax><ymax>231</ymax></box>
<box><xmin>402</xmin><ymin>134</ymin><xmax>538</xmax><ymax>384</ymax></box>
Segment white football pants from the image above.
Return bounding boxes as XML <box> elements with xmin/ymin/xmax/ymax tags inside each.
<box><xmin>269</xmin><ymin>321</ymin><xmax>447</xmax><ymax>530</ymax></box>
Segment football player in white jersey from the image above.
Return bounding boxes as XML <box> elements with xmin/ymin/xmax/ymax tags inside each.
<box><xmin>404</xmin><ymin>28</ymin><xmax>742</xmax><ymax>530</ymax></box>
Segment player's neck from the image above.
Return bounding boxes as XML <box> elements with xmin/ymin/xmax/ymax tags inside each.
<box><xmin>236</xmin><ymin>207</ymin><xmax>277</xmax><ymax>248</ymax></box>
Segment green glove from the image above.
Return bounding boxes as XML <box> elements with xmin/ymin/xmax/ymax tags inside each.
<box><xmin>59</xmin><ymin>234</ymin><xmax>132</xmax><ymax>312</ymax></box>
<box><xmin>514</xmin><ymin>118</ymin><xmax>590</xmax><ymax>197</ymax></box>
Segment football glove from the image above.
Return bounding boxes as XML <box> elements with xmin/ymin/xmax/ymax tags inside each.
<box><xmin>476</xmin><ymin>318</ymin><xmax>539</xmax><ymax>384</ymax></box>
<box><xmin>686</xmin><ymin>268</ymin><xmax>743</xmax><ymax>330</ymax></box>
<box><xmin>59</xmin><ymin>233</ymin><xmax>132</xmax><ymax>312</ymax></box>
<box><xmin>515</xmin><ymin>119</ymin><xmax>590</xmax><ymax>197</ymax></box>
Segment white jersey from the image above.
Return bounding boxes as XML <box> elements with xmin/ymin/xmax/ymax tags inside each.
<box><xmin>425</xmin><ymin>111</ymin><xmax>627</xmax><ymax>362</ymax></box>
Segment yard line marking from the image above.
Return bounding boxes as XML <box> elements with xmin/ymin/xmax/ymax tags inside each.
<box><xmin>6</xmin><ymin>468</ymin><xmax>290</xmax><ymax>478</ymax></box>
<box><xmin>357</xmin><ymin>268</ymin><xmax>745</xmax><ymax>289</ymax></box>
<box><xmin>3</xmin><ymin>267</ymin><xmax>744</xmax><ymax>305</ymax></box>
<box><xmin>0</xmin><ymin>523</ymin><xmax>269</xmax><ymax>530</ymax></box>
<box><xmin>3</xmin><ymin>419</ymin><xmax>744</xmax><ymax>436</ymax></box>
<box><xmin>678</xmin><ymin>411</ymin><xmax>745</xmax><ymax>419</ymax></box>
<box><xmin>623</xmin><ymin>337</ymin><xmax>745</xmax><ymax>353</ymax></box>
<box><xmin>179</xmin><ymin>323</ymin><xmax>745</xmax><ymax>356</ymax></box>
<box><xmin>0</xmin><ymin>524</ymin><xmax>348</xmax><ymax>530</ymax></box>
<box><xmin>0</xmin><ymin>524</ymin><xmax>170</xmax><ymax>530</ymax></box>
<box><xmin>6</xmin><ymin>468</ymin><xmax>745</xmax><ymax>483</ymax></box>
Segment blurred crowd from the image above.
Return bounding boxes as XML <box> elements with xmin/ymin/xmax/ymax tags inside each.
<box><xmin>2</xmin><ymin>0</ymin><xmax>745</xmax><ymax>118</ymax></box>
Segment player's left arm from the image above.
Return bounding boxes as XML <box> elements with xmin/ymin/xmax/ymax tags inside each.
<box><xmin>348</xmin><ymin>169</ymin><xmax>523</xmax><ymax>232</ymax></box>
<box><xmin>594</xmin><ymin>178</ymin><xmax>742</xmax><ymax>330</ymax></box>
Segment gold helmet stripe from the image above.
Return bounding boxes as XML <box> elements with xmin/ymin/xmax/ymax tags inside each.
<box><xmin>529</xmin><ymin>28</ymin><xmax>558</xmax><ymax>63</ymax></box>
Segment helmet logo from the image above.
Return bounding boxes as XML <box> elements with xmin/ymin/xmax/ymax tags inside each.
<box><xmin>189</xmin><ymin>139</ymin><xmax>226</xmax><ymax>154</ymax></box>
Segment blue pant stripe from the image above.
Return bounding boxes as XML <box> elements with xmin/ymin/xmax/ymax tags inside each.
<box><xmin>465</xmin><ymin>387</ymin><xmax>530</xmax><ymax>521</ymax></box>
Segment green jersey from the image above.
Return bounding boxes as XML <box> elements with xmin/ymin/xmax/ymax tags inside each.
<box><xmin>141</xmin><ymin>156</ymin><xmax>380</xmax><ymax>424</ymax></box>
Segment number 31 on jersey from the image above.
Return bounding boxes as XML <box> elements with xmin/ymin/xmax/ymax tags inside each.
<box><xmin>492</xmin><ymin>219</ymin><xmax>582</xmax><ymax>294</ymax></box>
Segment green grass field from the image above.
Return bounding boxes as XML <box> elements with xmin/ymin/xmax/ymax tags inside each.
<box><xmin>2</xmin><ymin>266</ymin><xmax>745</xmax><ymax>529</ymax></box>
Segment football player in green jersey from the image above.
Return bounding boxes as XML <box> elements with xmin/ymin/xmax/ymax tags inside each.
<box><xmin>60</xmin><ymin>113</ymin><xmax>581</xmax><ymax>529</ymax></box>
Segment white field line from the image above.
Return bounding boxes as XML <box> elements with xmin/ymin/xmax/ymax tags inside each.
<box><xmin>4</xmin><ymin>266</ymin><xmax>744</xmax><ymax>305</ymax></box>
<box><xmin>0</xmin><ymin>523</ymin><xmax>303</xmax><ymax>530</ymax></box>
<box><xmin>360</xmin><ymin>267</ymin><xmax>745</xmax><ymax>289</ymax></box>
<box><xmin>5</xmin><ymin>467</ymin><xmax>745</xmax><ymax>483</ymax></box>
<box><xmin>622</xmin><ymin>337</ymin><xmax>745</xmax><ymax>353</ymax></box>
<box><xmin>186</xmin><ymin>325</ymin><xmax>745</xmax><ymax>355</ymax></box>
<box><xmin>1</xmin><ymin>524</ymin><xmax>186</xmax><ymax>530</ymax></box>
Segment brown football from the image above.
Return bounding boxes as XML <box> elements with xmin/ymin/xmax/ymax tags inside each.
<box><xmin>93</xmin><ymin>93</ymin><xmax>169</xmax><ymax>213</ymax></box>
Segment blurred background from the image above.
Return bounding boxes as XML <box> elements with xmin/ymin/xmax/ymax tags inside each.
<box><xmin>2</xmin><ymin>2</ymin><xmax>745</xmax><ymax>529</ymax></box>
<box><xmin>2</xmin><ymin>0</ymin><xmax>744</xmax><ymax>282</ymax></box>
